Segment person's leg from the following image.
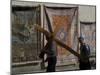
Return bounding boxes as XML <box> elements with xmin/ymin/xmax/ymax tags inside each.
<box><xmin>79</xmin><ymin>60</ymin><xmax>86</xmax><ymax>70</ymax></box>
<box><xmin>50</xmin><ymin>56</ymin><xmax>57</xmax><ymax>72</ymax></box>
<box><xmin>46</xmin><ymin>57</ymin><xmax>57</xmax><ymax>72</ymax></box>
<box><xmin>79</xmin><ymin>61</ymin><xmax>91</xmax><ymax>70</ymax></box>
<box><xmin>46</xmin><ymin>57</ymin><xmax>52</xmax><ymax>72</ymax></box>
<box><xmin>84</xmin><ymin>61</ymin><xmax>91</xmax><ymax>70</ymax></box>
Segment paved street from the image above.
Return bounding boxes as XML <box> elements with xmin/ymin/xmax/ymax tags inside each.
<box><xmin>12</xmin><ymin>56</ymin><xmax>96</xmax><ymax>75</ymax></box>
<box><xmin>12</xmin><ymin>64</ymin><xmax>79</xmax><ymax>74</ymax></box>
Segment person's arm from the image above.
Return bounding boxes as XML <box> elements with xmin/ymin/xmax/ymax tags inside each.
<box><xmin>39</xmin><ymin>41</ymin><xmax>50</xmax><ymax>58</ymax></box>
<box><xmin>83</xmin><ymin>45</ymin><xmax>90</xmax><ymax>58</ymax></box>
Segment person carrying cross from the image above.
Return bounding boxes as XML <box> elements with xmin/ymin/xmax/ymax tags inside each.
<box><xmin>39</xmin><ymin>35</ymin><xmax>57</xmax><ymax>72</ymax></box>
<box><xmin>78</xmin><ymin>36</ymin><xmax>91</xmax><ymax>70</ymax></box>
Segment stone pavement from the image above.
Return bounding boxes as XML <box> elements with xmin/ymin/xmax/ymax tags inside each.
<box><xmin>12</xmin><ymin>64</ymin><xmax>79</xmax><ymax>75</ymax></box>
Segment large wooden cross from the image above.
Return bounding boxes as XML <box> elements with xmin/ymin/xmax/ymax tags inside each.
<box><xmin>34</xmin><ymin>25</ymin><xmax>80</xmax><ymax>58</ymax></box>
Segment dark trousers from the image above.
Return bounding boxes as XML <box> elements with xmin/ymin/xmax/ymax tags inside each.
<box><xmin>46</xmin><ymin>56</ymin><xmax>57</xmax><ymax>72</ymax></box>
<box><xmin>79</xmin><ymin>59</ymin><xmax>91</xmax><ymax>70</ymax></box>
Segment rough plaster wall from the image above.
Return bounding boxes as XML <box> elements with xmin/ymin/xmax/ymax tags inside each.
<box><xmin>12</xmin><ymin>1</ymin><xmax>96</xmax><ymax>22</ymax></box>
<box><xmin>79</xmin><ymin>6</ymin><xmax>96</xmax><ymax>22</ymax></box>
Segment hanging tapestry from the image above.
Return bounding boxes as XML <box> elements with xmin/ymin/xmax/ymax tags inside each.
<box><xmin>80</xmin><ymin>22</ymin><xmax>96</xmax><ymax>55</ymax></box>
<box><xmin>12</xmin><ymin>6</ymin><xmax>41</xmax><ymax>63</ymax></box>
<box><xmin>44</xmin><ymin>6</ymin><xmax>78</xmax><ymax>65</ymax></box>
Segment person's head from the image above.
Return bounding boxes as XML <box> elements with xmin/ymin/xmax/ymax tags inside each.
<box><xmin>78</xmin><ymin>36</ymin><xmax>84</xmax><ymax>44</ymax></box>
<box><xmin>45</xmin><ymin>35</ymin><xmax>53</xmax><ymax>41</ymax></box>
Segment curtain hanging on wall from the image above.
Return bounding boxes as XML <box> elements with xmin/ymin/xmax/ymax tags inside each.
<box><xmin>12</xmin><ymin>6</ymin><xmax>41</xmax><ymax>63</ymax></box>
<box><xmin>44</xmin><ymin>6</ymin><xmax>78</xmax><ymax>65</ymax></box>
<box><xmin>80</xmin><ymin>21</ymin><xmax>96</xmax><ymax>55</ymax></box>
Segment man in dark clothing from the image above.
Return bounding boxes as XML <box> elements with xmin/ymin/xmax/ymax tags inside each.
<box><xmin>39</xmin><ymin>36</ymin><xmax>57</xmax><ymax>72</ymax></box>
<box><xmin>78</xmin><ymin>36</ymin><xmax>91</xmax><ymax>70</ymax></box>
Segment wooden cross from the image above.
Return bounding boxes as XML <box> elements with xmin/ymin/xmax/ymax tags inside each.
<box><xmin>34</xmin><ymin>25</ymin><xmax>80</xmax><ymax>59</ymax></box>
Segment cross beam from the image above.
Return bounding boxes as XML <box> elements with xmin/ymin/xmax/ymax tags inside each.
<box><xmin>34</xmin><ymin>25</ymin><xmax>80</xmax><ymax>58</ymax></box>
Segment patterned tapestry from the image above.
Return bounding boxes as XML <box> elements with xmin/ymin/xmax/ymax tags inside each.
<box><xmin>44</xmin><ymin>6</ymin><xmax>78</xmax><ymax>65</ymax></box>
<box><xmin>80</xmin><ymin>22</ymin><xmax>96</xmax><ymax>55</ymax></box>
<box><xmin>12</xmin><ymin>6</ymin><xmax>41</xmax><ymax>63</ymax></box>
